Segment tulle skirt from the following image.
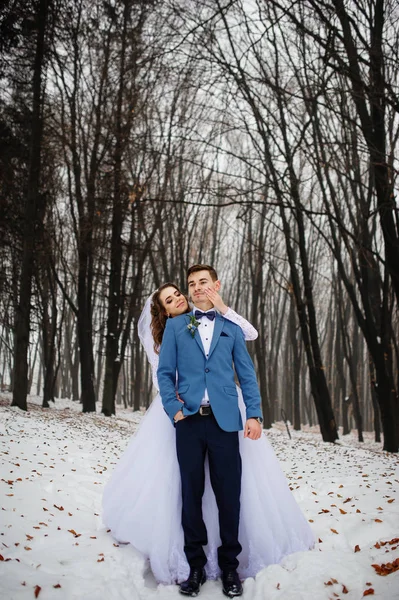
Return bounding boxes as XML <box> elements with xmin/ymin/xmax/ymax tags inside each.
<box><xmin>102</xmin><ymin>392</ymin><xmax>314</xmax><ymax>585</ymax></box>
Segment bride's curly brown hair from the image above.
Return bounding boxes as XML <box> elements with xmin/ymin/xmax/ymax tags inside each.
<box><xmin>150</xmin><ymin>282</ymin><xmax>190</xmax><ymax>353</ymax></box>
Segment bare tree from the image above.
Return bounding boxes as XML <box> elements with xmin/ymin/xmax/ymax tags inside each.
<box><xmin>12</xmin><ymin>0</ymin><xmax>52</xmax><ymax>411</ymax></box>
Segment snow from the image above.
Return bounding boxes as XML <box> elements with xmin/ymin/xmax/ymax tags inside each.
<box><xmin>1</xmin><ymin>394</ymin><xmax>398</xmax><ymax>600</ymax></box>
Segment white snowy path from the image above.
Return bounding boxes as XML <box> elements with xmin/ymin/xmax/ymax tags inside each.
<box><xmin>0</xmin><ymin>395</ymin><xmax>398</xmax><ymax>600</ymax></box>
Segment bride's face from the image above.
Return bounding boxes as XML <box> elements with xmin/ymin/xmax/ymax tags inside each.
<box><xmin>159</xmin><ymin>286</ymin><xmax>189</xmax><ymax>317</ymax></box>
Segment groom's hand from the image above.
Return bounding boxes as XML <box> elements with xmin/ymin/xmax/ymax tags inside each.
<box><xmin>244</xmin><ymin>419</ymin><xmax>262</xmax><ymax>440</ymax></box>
<box><xmin>174</xmin><ymin>410</ymin><xmax>185</xmax><ymax>422</ymax></box>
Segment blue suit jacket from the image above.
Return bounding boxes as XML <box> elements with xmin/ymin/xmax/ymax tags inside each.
<box><xmin>157</xmin><ymin>312</ymin><xmax>262</xmax><ymax>431</ymax></box>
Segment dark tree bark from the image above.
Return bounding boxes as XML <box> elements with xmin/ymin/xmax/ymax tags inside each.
<box><xmin>63</xmin><ymin>309</ymin><xmax>79</xmax><ymax>401</ymax></box>
<box><xmin>11</xmin><ymin>0</ymin><xmax>51</xmax><ymax>411</ymax></box>
<box><xmin>102</xmin><ymin>0</ymin><xmax>136</xmax><ymax>416</ymax></box>
<box><xmin>339</xmin><ymin>289</ymin><xmax>364</xmax><ymax>442</ymax></box>
<box><xmin>369</xmin><ymin>359</ymin><xmax>382</xmax><ymax>443</ymax></box>
<box><xmin>288</xmin><ymin>289</ymin><xmax>301</xmax><ymax>431</ymax></box>
<box><xmin>37</xmin><ymin>266</ymin><xmax>58</xmax><ymax>408</ymax></box>
<box><xmin>247</xmin><ymin>203</ymin><xmax>271</xmax><ymax>427</ymax></box>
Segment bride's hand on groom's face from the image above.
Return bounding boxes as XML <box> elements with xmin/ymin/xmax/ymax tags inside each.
<box><xmin>204</xmin><ymin>288</ymin><xmax>228</xmax><ymax>314</ymax></box>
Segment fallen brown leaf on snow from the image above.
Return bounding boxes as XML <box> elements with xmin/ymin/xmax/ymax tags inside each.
<box><xmin>371</xmin><ymin>558</ymin><xmax>399</xmax><ymax>576</ymax></box>
<box><xmin>67</xmin><ymin>529</ymin><xmax>81</xmax><ymax>538</ymax></box>
<box><xmin>375</xmin><ymin>538</ymin><xmax>399</xmax><ymax>548</ymax></box>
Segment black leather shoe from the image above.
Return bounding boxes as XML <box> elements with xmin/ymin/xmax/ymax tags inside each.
<box><xmin>179</xmin><ymin>567</ymin><xmax>206</xmax><ymax>596</ymax></box>
<box><xmin>222</xmin><ymin>570</ymin><xmax>243</xmax><ymax>597</ymax></box>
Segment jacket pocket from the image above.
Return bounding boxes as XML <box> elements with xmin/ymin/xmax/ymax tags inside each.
<box><xmin>224</xmin><ymin>386</ymin><xmax>238</xmax><ymax>397</ymax></box>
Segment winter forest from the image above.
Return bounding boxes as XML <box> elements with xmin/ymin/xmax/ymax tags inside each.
<box><xmin>1</xmin><ymin>0</ymin><xmax>399</xmax><ymax>453</ymax></box>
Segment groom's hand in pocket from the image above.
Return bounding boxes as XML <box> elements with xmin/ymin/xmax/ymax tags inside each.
<box><xmin>244</xmin><ymin>419</ymin><xmax>262</xmax><ymax>440</ymax></box>
<box><xmin>174</xmin><ymin>409</ymin><xmax>185</xmax><ymax>422</ymax></box>
<box><xmin>174</xmin><ymin>393</ymin><xmax>185</xmax><ymax>422</ymax></box>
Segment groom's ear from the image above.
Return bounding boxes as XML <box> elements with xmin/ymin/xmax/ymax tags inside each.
<box><xmin>215</xmin><ymin>280</ymin><xmax>221</xmax><ymax>292</ymax></box>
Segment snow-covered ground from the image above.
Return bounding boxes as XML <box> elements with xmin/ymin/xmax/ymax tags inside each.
<box><xmin>1</xmin><ymin>394</ymin><xmax>398</xmax><ymax>600</ymax></box>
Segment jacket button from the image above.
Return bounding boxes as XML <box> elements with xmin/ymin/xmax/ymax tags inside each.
<box><xmin>205</xmin><ymin>368</ymin><xmax>209</xmax><ymax>373</ymax></box>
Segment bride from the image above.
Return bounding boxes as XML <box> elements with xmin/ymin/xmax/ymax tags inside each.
<box><xmin>102</xmin><ymin>283</ymin><xmax>314</xmax><ymax>585</ymax></box>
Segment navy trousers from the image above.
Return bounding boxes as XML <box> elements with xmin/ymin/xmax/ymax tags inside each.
<box><xmin>175</xmin><ymin>412</ymin><xmax>242</xmax><ymax>572</ymax></box>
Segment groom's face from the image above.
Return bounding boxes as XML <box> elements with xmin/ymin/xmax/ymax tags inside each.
<box><xmin>188</xmin><ymin>270</ymin><xmax>220</xmax><ymax>307</ymax></box>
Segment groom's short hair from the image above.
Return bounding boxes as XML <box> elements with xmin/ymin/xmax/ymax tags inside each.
<box><xmin>187</xmin><ymin>264</ymin><xmax>218</xmax><ymax>282</ymax></box>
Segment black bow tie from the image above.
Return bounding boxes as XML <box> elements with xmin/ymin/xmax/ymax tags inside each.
<box><xmin>194</xmin><ymin>310</ymin><xmax>216</xmax><ymax>321</ymax></box>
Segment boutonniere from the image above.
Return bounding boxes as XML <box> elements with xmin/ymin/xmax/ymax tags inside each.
<box><xmin>187</xmin><ymin>314</ymin><xmax>200</xmax><ymax>338</ymax></box>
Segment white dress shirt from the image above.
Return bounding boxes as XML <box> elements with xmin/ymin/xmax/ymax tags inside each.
<box><xmin>193</xmin><ymin>306</ymin><xmax>216</xmax><ymax>406</ymax></box>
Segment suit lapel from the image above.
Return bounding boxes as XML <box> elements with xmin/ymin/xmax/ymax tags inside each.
<box><xmin>185</xmin><ymin>313</ymin><xmax>206</xmax><ymax>356</ymax></box>
<box><xmin>207</xmin><ymin>313</ymin><xmax>224</xmax><ymax>360</ymax></box>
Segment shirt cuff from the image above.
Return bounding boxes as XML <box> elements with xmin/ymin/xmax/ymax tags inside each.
<box><xmin>247</xmin><ymin>412</ymin><xmax>263</xmax><ymax>423</ymax></box>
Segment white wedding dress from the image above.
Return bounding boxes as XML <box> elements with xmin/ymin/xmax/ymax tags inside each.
<box><xmin>102</xmin><ymin>299</ymin><xmax>314</xmax><ymax>585</ymax></box>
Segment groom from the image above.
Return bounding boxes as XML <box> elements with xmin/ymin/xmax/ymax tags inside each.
<box><xmin>158</xmin><ymin>265</ymin><xmax>263</xmax><ymax>597</ymax></box>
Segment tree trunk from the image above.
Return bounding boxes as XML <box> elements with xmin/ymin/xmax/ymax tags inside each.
<box><xmin>369</xmin><ymin>359</ymin><xmax>382</xmax><ymax>443</ymax></box>
<box><xmin>77</xmin><ymin>242</ymin><xmax>96</xmax><ymax>412</ymax></box>
<box><xmin>12</xmin><ymin>0</ymin><xmax>50</xmax><ymax>411</ymax></box>
<box><xmin>42</xmin><ymin>274</ymin><xmax>58</xmax><ymax>408</ymax></box>
<box><xmin>288</xmin><ymin>290</ymin><xmax>301</xmax><ymax>430</ymax></box>
<box><xmin>133</xmin><ymin>325</ymin><xmax>141</xmax><ymax>412</ymax></box>
<box><xmin>102</xmin><ymin>0</ymin><xmax>131</xmax><ymax>417</ymax></box>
